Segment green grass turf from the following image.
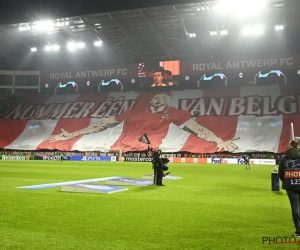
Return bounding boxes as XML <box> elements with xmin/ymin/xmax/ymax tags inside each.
<box><xmin>0</xmin><ymin>161</ymin><xmax>297</xmax><ymax>250</ymax></box>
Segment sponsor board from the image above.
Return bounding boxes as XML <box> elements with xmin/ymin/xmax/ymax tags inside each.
<box><xmin>237</xmin><ymin>158</ymin><xmax>259</xmax><ymax>165</ymax></box>
<box><xmin>259</xmin><ymin>159</ymin><xmax>276</xmax><ymax>165</ymax></box>
<box><xmin>1</xmin><ymin>155</ymin><xmax>31</xmax><ymax>160</ymax></box>
<box><xmin>169</xmin><ymin>157</ymin><xmax>207</xmax><ymax>164</ymax></box>
<box><xmin>34</xmin><ymin>155</ymin><xmax>71</xmax><ymax>161</ymax></box>
<box><xmin>71</xmin><ymin>156</ymin><xmax>111</xmax><ymax>161</ymax></box>
<box><xmin>208</xmin><ymin>158</ymin><xmax>237</xmax><ymax>164</ymax></box>
<box><xmin>207</xmin><ymin>158</ymin><xmax>272</xmax><ymax>165</ymax></box>
<box><xmin>124</xmin><ymin>157</ymin><xmax>153</xmax><ymax>162</ymax></box>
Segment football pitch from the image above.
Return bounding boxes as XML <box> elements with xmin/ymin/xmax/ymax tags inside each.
<box><xmin>0</xmin><ymin>161</ymin><xmax>294</xmax><ymax>250</ymax></box>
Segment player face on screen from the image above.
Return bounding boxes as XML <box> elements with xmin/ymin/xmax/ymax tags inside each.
<box><xmin>153</xmin><ymin>71</ymin><xmax>164</xmax><ymax>86</ymax></box>
<box><xmin>150</xmin><ymin>94</ymin><xmax>172</xmax><ymax>109</ymax></box>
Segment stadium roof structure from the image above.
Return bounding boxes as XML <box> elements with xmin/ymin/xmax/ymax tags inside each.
<box><xmin>0</xmin><ymin>0</ymin><xmax>298</xmax><ymax>71</ymax></box>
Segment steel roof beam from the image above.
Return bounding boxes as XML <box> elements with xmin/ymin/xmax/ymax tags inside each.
<box><xmin>139</xmin><ymin>10</ymin><xmax>172</xmax><ymax>60</ymax></box>
<box><xmin>172</xmin><ymin>6</ymin><xmax>198</xmax><ymax>58</ymax></box>
<box><xmin>107</xmin><ymin>13</ymin><xmax>145</xmax><ymax>61</ymax></box>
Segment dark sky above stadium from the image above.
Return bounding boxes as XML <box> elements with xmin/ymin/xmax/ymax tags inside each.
<box><xmin>0</xmin><ymin>0</ymin><xmax>195</xmax><ymax>24</ymax></box>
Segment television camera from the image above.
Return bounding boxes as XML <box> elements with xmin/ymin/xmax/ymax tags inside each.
<box><xmin>162</xmin><ymin>157</ymin><xmax>171</xmax><ymax>177</ymax></box>
<box><xmin>151</xmin><ymin>156</ymin><xmax>171</xmax><ymax>176</ymax></box>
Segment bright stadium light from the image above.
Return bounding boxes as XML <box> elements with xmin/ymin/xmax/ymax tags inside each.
<box><xmin>45</xmin><ymin>45</ymin><xmax>52</xmax><ymax>51</ymax></box>
<box><xmin>242</xmin><ymin>27</ymin><xmax>251</xmax><ymax>35</ymax></box>
<box><xmin>31</xmin><ymin>47</ymin><xmax>37</xmax><ymax>52</ymax></box>
<box><xmin>188</xmin><ymin>33</ymin><xmax>196</xmax><ymax>38</ymax></box>
<box><xmin>242</xmin><ymin>25</ymin><xmax>264</xmax><ymax>35</ymax></box>
<box><xmin>19</xmin><ymin>25</ymin><xmax>31</xmax><ymax>31</ymax></box>
<box><xmin>67</xmin><ymin>42</ymin><xmax>77</xmax><ymax>51</ymax></box>
<box><xmin>215</xmin><ymin>0</ymin><xmax>267</xmax><ymax>16</ymax></box>
<box><xmin>253</xmin><ymin>25</ymin><xmax>264</xmax><ymax>35</ymax></box>
<box><xmin>52</xmin><ymin>45</ymin><xmax>60</xmax><ymax>51</ymax></box>
<box><xmin>76</xmin><ymin>42</ymin><xmax>85</xmax><ymax>48</ymax></box>
<box><xmin>45</xmin><ymin>21</ymin><xmax>55</xmax><ymax>31</ymax></box>
<box><xmin>220</xmin><ymin>30</ymin><xmax>228</xmax><ymax>35</ymax></box>
<box><xmin>275</xmin><ymin>25</ymin><xmax>284</xmax><ymax>31</ymax></box>
<box><xmin>94</xmin><ymin>41</ymin><xmax>102</xmax><ymax>46</ymax></box>
<box><xmin>34</xmin><ymin>20</ymin><xmax>55</xmax><ymax>32</ymax></box>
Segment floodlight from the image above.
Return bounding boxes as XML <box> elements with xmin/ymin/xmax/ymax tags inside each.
<box><xmin>242</xmin><ymin>27</ymin><xmax>251</xmax><ymax>35</ymax></box>
<box><xmin>31</xmin><ymin>47</ymin><xmax>37</xmax><ymax>52</ymax></box>
<box><xmin>215</xmin><ymin>0</ymin><xmax>267</xmax><ymax>16</ymax></box>
<box><xmin>275</xmin><ymin>25</ymin><xmax>284</xmax><ymax>31</ymax></box>
<box><xmin>44</xmin><ymin>21</ymin><xmax>55</xmax><ymax>31</ymax></box>
<box><xmin>76</xmin><ymin>42</ymin><xmax>85</xmax><ymax>48</ymax></box>
<box><xmin>242</xmin><ymin>25</ymin><xmax>264</xmax><ymax>35</ymax></box>
<box><xmin>94</xmin><ymin>41</ymin><xmax>102</xmax><ymax>46</ymax></box>
<box><xmin>67</xmin><ymin>42</ymin><xmax>76</xmax><ymax>50</ymax></box>
<box><xmin>45</xmin><ymin>45</ymin><xmax>52</xmax><ymax>51</ymax></box>
<box><xmin>52</xmin><ymin>45</ymin><xmax>60</xmax><ymax>51</ymax></box>
<box><xmin>253</xmin><ymin>25</ymin><xmax>264</xmax><ymax>35</ymax></box>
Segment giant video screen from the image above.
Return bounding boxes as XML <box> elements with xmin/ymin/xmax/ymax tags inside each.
<box><xmin>137</xmin><ymin>60</ymin><xmax>181</xmax><ymax>88</ymax></box>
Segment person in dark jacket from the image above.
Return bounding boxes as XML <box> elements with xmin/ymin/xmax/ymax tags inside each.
<box><xmin>242</xmin><ymin>154</ymin><xmax>250</xmax><ymax>170</ymax></box>
<box><xmin>152</xmin><ymin>149</ymin><xmax>164</xmax><ymax>186</ymax></box>
<box><xmin>279</xmin><ymin>139</ymin><xmax>300</xmax><ymax>236</ymax></box>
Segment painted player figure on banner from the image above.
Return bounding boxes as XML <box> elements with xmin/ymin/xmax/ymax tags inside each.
<box><xmin>46</xmin><ymin>93</ymin><xmax>239</xmax><ymax>152</ymax></box>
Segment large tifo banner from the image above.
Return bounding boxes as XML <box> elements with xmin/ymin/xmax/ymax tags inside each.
<box><xmin>0</xmin><ymin>85</ymin><xmax>299</xmax><ymax>153</ymax></box>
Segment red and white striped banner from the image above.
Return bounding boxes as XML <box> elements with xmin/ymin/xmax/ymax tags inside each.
<box><xmin>0</xmin><ymin>85</ymin><xmax>299</xmax><ymax>153</ymax></box>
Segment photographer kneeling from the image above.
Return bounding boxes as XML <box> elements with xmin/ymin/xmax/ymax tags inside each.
<box><xmin>279</xmin><ymin>139</ymin><xmax>300</xmax><ymax>236</ymax></box>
